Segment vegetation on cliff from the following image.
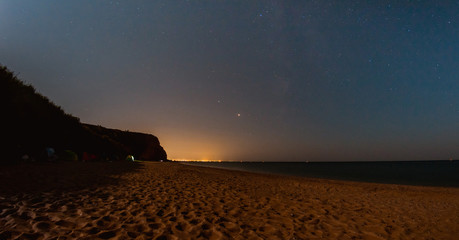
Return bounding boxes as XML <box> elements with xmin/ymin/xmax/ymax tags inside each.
<box><xmin>1</xmin><ymin>65</ymin><xmax>167</xmax><ymax>163</ymax></box>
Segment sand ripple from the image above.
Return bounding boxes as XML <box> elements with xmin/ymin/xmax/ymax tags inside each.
<box><xmin>0</xmin><ymin>162</ymin><xmax>458</xmax><ymax>239</ymax></box>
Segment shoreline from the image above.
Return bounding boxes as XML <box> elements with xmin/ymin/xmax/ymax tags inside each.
<box><xmin>181</xmin><ymin>161</ymin><xmax>459</xmax><ymax>188</ymax></box>
<box><xmin>1</xmin><ymin>161</ymin><xmax>458</xmax><ymax>239</ymax></box>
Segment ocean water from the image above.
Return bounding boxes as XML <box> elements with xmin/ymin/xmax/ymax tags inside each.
<box><xmin>184</xmin><ymin>161</ymin><xmax>459</xmax><ymax>187</ymax></box>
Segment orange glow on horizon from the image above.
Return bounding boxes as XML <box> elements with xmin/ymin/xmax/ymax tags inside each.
<box><xmin>171</xmin><ymin>158</ymin><xmax>226</xmax><ymax>162</ymax></box>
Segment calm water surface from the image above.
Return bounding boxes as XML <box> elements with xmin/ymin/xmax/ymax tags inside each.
<box><xmin>184</xmin><ymin>161</ymin><xmax>459</xmax><ymax>187</ymax></box>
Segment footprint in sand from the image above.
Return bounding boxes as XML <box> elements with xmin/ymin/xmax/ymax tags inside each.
<box><xmin>55</xmin><ymin>219</ymin><xmax>75</xmax><ymax>228</ymax></box>
<box><xmin>19</xmin><ymin>232</ymin><xmax>43</xmax><ymax>240</ymax></box>
<box><xmin>98</xmin><ymin>230</ymin><xmax>117</xmax><ymax>239</ymax></box>
<box><xmin>33</xmin><ymin>221</ymin><xmax>52</xmax><ymax>231</ymax></box>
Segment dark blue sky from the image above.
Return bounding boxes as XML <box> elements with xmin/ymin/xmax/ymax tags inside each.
<box><xmin>1</xmin><ymin>1</ymin><xmax>458</xmax><ymax>161</ymax></box>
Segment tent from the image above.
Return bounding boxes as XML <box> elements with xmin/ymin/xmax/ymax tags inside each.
<box><xmin>61</xmin><ymin>150</ymin><xmax>78</xmax><ymax>161</ymax></box>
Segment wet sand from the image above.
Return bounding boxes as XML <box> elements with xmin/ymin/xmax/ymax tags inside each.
<box><xmin>0</xmin><ymin>161</ymin><xmax>458</xmax><ymax>239</ymax></box>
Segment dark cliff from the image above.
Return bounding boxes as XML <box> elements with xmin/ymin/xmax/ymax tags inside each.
<box><xmin>0</xmin><ymin>65</ymin><xmax>167</xmax><ymax>162</ymax></box>
<box><xmin>84</xmin><ymin>124</ymin><xmax>167</xmax><ymax>161</ymax></box>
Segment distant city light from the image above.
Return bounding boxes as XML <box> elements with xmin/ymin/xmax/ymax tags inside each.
<box><xmin>171</xmin><ymin>159</ymin><xmax>223</xmax><ymax>162</ymax></box>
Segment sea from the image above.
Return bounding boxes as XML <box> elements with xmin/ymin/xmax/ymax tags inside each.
<box><xmin>184</xmin><ymin>161</ymin><xmax>459</xmax><ymax>187</ymax></box>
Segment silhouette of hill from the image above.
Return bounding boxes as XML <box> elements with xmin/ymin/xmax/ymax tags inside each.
<box><xmin>84</xmin><ymin>124</ymin><xmax>167</xmax><ymax>161</ymax></box>
<box><xmin>0</xmin><ymin>65</ymin><xmax>167</xmax><ymax>163</ymax></box>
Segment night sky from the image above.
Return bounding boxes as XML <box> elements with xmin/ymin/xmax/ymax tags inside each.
<box><xmin>1</xmin><ymin>1</ymin><xmax>458</xmax><ymax>161</ymax></box>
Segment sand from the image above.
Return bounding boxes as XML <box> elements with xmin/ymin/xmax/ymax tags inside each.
<box><xmin>0</xmin><ymin>162</ymin><xmax>458</xmax><ymax>240</ymax></box>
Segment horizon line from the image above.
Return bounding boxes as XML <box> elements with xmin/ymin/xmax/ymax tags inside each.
<box><xmin>171</xmin><ymin>159</ymin><xmax>456</xmax><ymax>163</ymax></box>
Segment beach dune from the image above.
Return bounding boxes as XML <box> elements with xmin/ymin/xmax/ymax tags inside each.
<box><xmin>0</xmin><ymin>162</ymin><xmax>458</xmax><ymax>239</ymax></box>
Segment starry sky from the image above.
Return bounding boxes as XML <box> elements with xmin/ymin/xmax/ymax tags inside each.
<box><xmin>1</xmin><ymin>1</ymin><xmax>458</xmax><ymax>161</ymax></box>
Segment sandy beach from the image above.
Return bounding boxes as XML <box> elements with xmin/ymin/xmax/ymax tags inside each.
<box><xmin>0</xmin><ymin>162</ymin><xmax>458</xmax><ymax>240</ymax></box>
